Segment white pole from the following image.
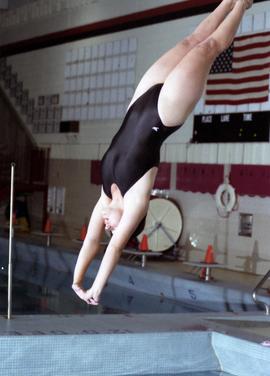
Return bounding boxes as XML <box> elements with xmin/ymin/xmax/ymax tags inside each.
<box><xmin>7</xmin><ymin>163</ymin><xmax>15</xmax><ymax>320</ymax></box>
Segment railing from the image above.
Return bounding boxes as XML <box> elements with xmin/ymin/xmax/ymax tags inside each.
<box><xmin>252</xmin><ymin>269</ymin><xmax>270</xmax><ymax>315</ymax></box>
<box><xmin>7</xmin><ymin>163</ymin><xmax>15</xmax><ymax>320</ymax></box>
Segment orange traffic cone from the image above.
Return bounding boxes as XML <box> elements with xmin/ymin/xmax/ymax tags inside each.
<box><xmin>204</xmin><ymin>244</ymin><xmax>215</xmax><ymax>264</ymax></box>
<box><xmin>43</xmin><ymin>217</ymin><xmax>52</xmax><ymax>233</ymax></box>
<box><xmin>200</xmin><ymin>244</ymin><xmax>215</xmax><ymax>279</ymax></box>
<box><xmin>80</xmin><ymin>223</ymin><xmax>87</xmax><ymax>241</ymax></box>
<box><xmin>139</xmin><ymin>234</ymin><xmax>149</xmax><ymax>252</ymax></box>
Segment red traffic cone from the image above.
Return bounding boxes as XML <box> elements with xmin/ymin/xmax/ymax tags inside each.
<box><xmin>80</xmin><ymin>223</ymin><xmax>87</xmax><ymax>241</ymax></box>
<box><xmin>139</xmin><ymin>234</ymin><xmax>149</xmax><ymax>252</ymax></box>
<box><xmin>200</xmin><ymin>244</ymin><xmax>215</xmax><ymax>280</ymax></box>
<box><xmin>43</xmin><ymin>217</ymin><xmax>52</xmax><ymax>233</ymax></box>
<box><xmin>204</xmin><ymin>244</ymin><xmax>215</xmax><ymax>264</ymax></box>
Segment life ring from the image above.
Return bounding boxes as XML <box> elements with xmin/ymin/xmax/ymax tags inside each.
<box><xmin>215</xmin><ymin>183</ymin><xmax>236</xmax><ymax>212</ymax></box>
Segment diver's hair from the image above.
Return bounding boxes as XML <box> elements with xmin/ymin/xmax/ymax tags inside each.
<box><xmin>108</xmin><ymin>216</ymin><xmax>146</xmax><ymax>242</ymax></box>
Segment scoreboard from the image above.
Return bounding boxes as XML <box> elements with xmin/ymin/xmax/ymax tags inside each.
<box><xmin>192</xmin><ymin>111</ymin><xmax>270</xmax><ymax>143</ymax></box>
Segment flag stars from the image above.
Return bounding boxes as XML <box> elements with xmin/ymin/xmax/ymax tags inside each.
<box><xmin>210</xmin><ymin>44</ymin><xmax>233</xmax><ymax>74</ymax></box>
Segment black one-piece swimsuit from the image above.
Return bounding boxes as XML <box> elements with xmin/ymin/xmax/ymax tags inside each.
<box><xmin>101</xmin><ymin>83</ymin><xmax>182</xmax><ymax>236</ymax></box>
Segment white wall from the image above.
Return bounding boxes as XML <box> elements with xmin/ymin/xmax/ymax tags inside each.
<box><xmin>173</xmin><ymin>189</ymin><xmax>270</xmax><ymax>275</ymax></box>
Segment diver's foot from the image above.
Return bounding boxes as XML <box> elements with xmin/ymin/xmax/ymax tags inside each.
<box><xmin>72</xmin><ymin>283</ymin><xmax>87</xmax><ymax>301</ymax></box>
<box><xmin>231</xmin><ymin>0</ymin><xmax>253</xmax><ymax>9</ymax></box>
<box><xmin>241</xmin><ymin>0</ymin><xmax>253</xmax><ymax>9</ymax></box>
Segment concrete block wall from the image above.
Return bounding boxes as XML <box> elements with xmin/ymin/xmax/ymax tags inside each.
<box><xmin>170</xmin><ymin>190</ymin><xmax>270</xmax><ymax>275</ymax></box>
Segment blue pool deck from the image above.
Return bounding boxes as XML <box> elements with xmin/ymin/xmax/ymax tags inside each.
<box><xmin>0</xmin><ymin>235</ymin><xmax>270</xmax><ymax>375</ymax></box>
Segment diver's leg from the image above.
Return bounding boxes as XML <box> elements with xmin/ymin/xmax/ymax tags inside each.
<box><xmin>128</xmin><ymin>0</ymin><xmax>238</xmax><ymax>109</ymax></box>
<box><xmin>158</xmin><ymin>0</ymin><xmax>249</xmax><ymax>126</ymax></box>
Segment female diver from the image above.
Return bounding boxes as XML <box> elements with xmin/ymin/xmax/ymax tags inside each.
<box><xmin>72</xmin><ymin>0</ymin><xmax>253</xmax><ymax>305</ymax></box>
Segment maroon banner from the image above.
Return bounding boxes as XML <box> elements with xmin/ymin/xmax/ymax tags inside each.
<box><xmin>153</xmin><ymin>162</ymin><xmax>171</xmax><ymax>190</ymax></box>
<box><xmin>90</xmin><ymin>160</ymin><xmax>102</xmax><ymax>185</ymax></box>
<box><xmin>176</xmin><ymin>163</ymin><xmax>223</xmax><ymax>194</ymax></box>
<box><xmin>231</xmin><ymin>165</ymin><xmax>270</xmax><ymax>197</ymax></box>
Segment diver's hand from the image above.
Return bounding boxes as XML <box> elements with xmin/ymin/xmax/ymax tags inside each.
<box><xmin>84</xmin><ymin>287</ymin><xmax>100</xmax><ymax>305</ymax></box>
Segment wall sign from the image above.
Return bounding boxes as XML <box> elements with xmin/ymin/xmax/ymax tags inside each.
<box><xmin>193</xmin><ymin>111</ymin><xmax>270</xmax><ymax>143</ymax></box>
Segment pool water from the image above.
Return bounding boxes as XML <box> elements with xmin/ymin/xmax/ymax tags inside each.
<box><xmin>0</xmin><ymin>261</ymin><xmax>215</xmax><ymax>315</ymax></box>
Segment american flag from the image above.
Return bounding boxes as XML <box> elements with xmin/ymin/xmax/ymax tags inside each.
<box><xmin>205</xmin><ymin>30</ymin><xmax>270</xmax><ymax>105</ymax></box>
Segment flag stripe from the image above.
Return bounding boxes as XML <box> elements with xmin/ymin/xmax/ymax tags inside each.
<box><xmin>205</xmin><ymin>29</ymin><xmax>270</xmax><ymax>106</ymax></box>
<box><xmin>233</xmin><ymin>51</ymin><xmax>270</xmax><ymax>63</ymax></box>
<box><xmin>206</xmin><ymin>80</ymin><xmax>269</xmax><ymax>92</ymax></box>
<box><xmin>235</xmin><ymin>30</ymin><xmax>270</xmax><ymax>42</ymax></box>
<box><xmin>206</xmin><ymin>85</ymin><xmax>269</xmax><ymax>96</ymax></box>
<box><xmin>234</xmin><ymin>46</ymin><xmax>270</xmax><ymax>58</ymax></box>
<box><xmin>234</xmin><ymin>40</ymin><xmax>270</xmax><ymax>52</ymax></box>
<box><xmin>206</xmin><ymin>92</ymin><xmax>267</xmax><ymax>100</ymax></box>
<box><xmin>233</xmin><ymin>62</ymin><xmax>270</xmax><ymax>73</ymax></box>
<box><xmin>205</xmin><ymin>96</ymin><xmax>269</xmax><ymax>105</ymax></box>
<box><xmin>207</xmin><ymin>73</ymin><xmax>269</xmax><ymax>85</ymax></box>
<box><xmin>207</xmin><ymin>70</ymin><xmax>269</xmax><ymax>81</ymax></box>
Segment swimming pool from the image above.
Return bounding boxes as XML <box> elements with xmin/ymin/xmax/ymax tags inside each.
<box><xmin>0</xmin><ymin>235</ymin><xmax>263</xmax><ymax>315</ymax></box>
<box><xmin>0</xmin><ymin>261</ymin><xmax>217</xmax><ymax>315</ymax></box>
<box><xmin>0</xmin><ymin>238</ymin><xmax>269</xmax><ymax>376</ymax></box>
